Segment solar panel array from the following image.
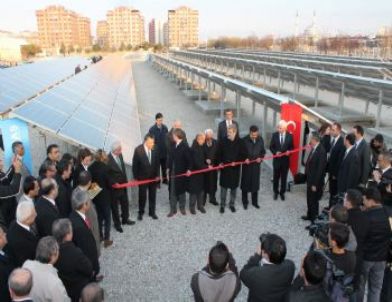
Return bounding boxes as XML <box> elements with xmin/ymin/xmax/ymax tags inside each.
<box><xmin>0</xmin><ymin>57</ymin><xmax>90</xmax><ymax>113</ymax></box>
<box><xmin>11</xmin><ymin>55</ymin><xmax>141</xmax><ymax>163</ymax></box>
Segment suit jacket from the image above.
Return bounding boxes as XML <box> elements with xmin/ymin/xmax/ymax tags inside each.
<box><xmin>72</xmin><ymin>164</ymin><xmax>89</xmax><ymax>188</ymax></box>
<box><xmin>35</xmin><ymin>196</ymin><xmax>60</xmax><ymax>237</ymax></box>
<box><xmin>148</xmin><ymin>124</ymin><xmax>169</xmax><ymax>159</ymax></box>
<box><xmin>337</xmin><ymin>147</ymin><xmax>360</xmax><ymax>193</ymax></box>
<box><xmin>55</xmin><ymin>175</ymin><xmax>72</xmax><ymax>218</ymax></box>
<box><xmin>217</xmin><ymin>120</ymin><xmax>239</xmax><ymax>141</ymax></box>
<box><xmin>55</xmin><ymin>241</ymin><xmax>93</xmax><ymax>302</ymax></box>
<box><xmin>132</xmin><ymin>145</ymin><xmax>160</xmax><ymax>181</ymax></box>
<box><xmin>69</xmin><ymin>211</ymin><xmax>99</xmax><ymax>275</ymax></box>
<box><xmin>355</xmin><ymin>139</ymin><xmax>371</xmax><ymax>185</ymax></box>
<box><xmin>270</xmin><ymin>132</ymin><xmax>294</xmax><ymax>169</ymax></box>
<box><xmin>378</xmin><ymin>168</ymin><xmax>392</xmax><ymax>203</ymax></box>
<box><xmin>305</xmin><ymin>144</ymin><xmax>327</xmax><ymax>189</ymax></box>
<box><xmin>0</xmin><ymin>170</ymin><xmax>21</xmax><ymax>227</ymax></box>
<box><xmin>0</xmin><ymin>251</ymin><xmax>14</xmax><ymax>302</ymax></box>
<box><xmin>327</xmin><ymin>136</ymin><xmax>345</xmax><ymax>178</ymax></box>
<box><xmin>6</xmin><ymin>221</ymin><xmax>38</xmax><ymax>267</ymax></box>
<box><xmin>88</xmin><ymin>161</ymin><xmax>113</xmax><ymax>207</ymax></box>
<box><xmin>240</xmin><ymin>254</ymin><xmax>295</xmax><ymax>302</ymax></box>
<box><xmin>107</xmin><ymin>153</ymin><xmax>128</xmax><ymax>199</ymax></box>
<box><xmin>167</xmin><ymin>140</ymin><xmax>192</xmax><ymax>195</ymax></box>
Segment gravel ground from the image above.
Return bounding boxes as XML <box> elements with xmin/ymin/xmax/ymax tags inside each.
<box><xmin>99</xmin><ymin>59</ymin><xmax>327</xmax><ymax>301</ymax></box>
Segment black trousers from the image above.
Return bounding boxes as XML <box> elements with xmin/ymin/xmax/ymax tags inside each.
<box><xmin>242</xmin><ymin>191</ymin><xmax>258</xmax><ymax>205</ymax></box>
<box><xmin>307</xmin><ymin>186</ymin><xmax>322</xmax><ymax>222</ymax></box>
<box><xmin>111</xmin><ymin>191</ymin><xmax>129</xmax><ymax>226</ymax></box>
<box><xmin>138</xmin><ymin>183</ymin><xmax>157</xmax><ymax>216</ymax></box>
<box><xmin>381</xmin><ymin>266</ymin><xmax>392</xmax><ymax>302</ymax></box>
<box><xmin>273</xmin><ymin>164</ymin><xmax>289</xmax><ymax>194</ymax></box>
<box><xmin>95</xmin><ymin>201</ymin><xmax>111</xmax><ymax>240</ymax></box>
<box><xmin>160</xmin><ymin>158</ymin><xmax>167</xmax><ymax>181</ymax></box>
<box><xmin>329</xmin><ymin>175</ymin><xmax>338</xmax><ymax>208</ymax></box>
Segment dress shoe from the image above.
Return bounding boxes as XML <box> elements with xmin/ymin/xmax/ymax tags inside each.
<box><xmin>95</xmin><ymin>274</ymin><xmax>104</xmax><ymax>282</ymax></box>
<box><xmin>301</xmin><ymin>215</ymin><xmax>311</xmax><ymax>221</ymax></box>
<box><xmin>252</xmin><ymin>203</ymin><xmax>260</xmax><ymax>209</ymax></box>
<box><xmin>180</xmin><ymin>209</ymin><xmax>186</xmax><ymax>215</ymax></box>
<box><xmin>280</xmin><ymin>193</ymin><xmax>285</xmax><ymax>201</ymax></box>
<box><xmin>167</xmin><ymin>212</ymin><xmax>175</xmax><ymax>218</ymax></box>
<box><xmin>190</xmin><ymin>209</ymin><xmax>196</xmax><ymax>215</ymax></box>
<box><xmin>122</xmin><ymin>219</ymin><xmax>136</xmax><ymax>225</ymax></box>
<box><xmin>220</xmin><ymin>207</ymin><xmax>225</xmax><ymax>214</ymax></box>
<box><xmin>198</xmin><ymin>207</ymin><xmax>206</xmax><ymax>214</ymax></box>
<box><xmin>230</xmin><ymin>206</ymin><xmax>236</xmax><ymax>213</ymax></box>
<box><xmin>149</xmin><ymin>214</ymin><xmax>158</xmax><ymax>220</ymax></box>
<box><xmin>243</xmin><ymin>203</ymin><xmax>248</xmax><ymax>210</ymax></box>
<box><xmin>273</xmin><ymin>193</ymin><xmax>278</xmax><ymax>200</ymax></box>
<box><xmin>104</xmin><ymin>240</ymin><xmax>113</xmax><ymax>248</ymax></box>
<box><xmin>210</xmin><ymin>200</ymin><xmax>219</xmax><ymax>206</ymax></box>
<box><xmin>137</xmin><ymin>214</ymin><xmax>143</xmax><ymax>221</ymax></box>
<box><xmin>114</xmin><ymin>225</ymin><xmax>123</xmax><ymax>233</ymax></box>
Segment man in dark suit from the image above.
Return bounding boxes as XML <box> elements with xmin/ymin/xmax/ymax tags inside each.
<box><xmin>217</xmin><ymin>109</ymin><xmax>239</xmax><ymax>141</ymax></box>
<box><xmin>69</xmin><ymin>189</ymin><xmax>101</xmax><ymax>282</ymax></box>
<box><xmin>240</xmin><ymin>233</ymin><xmax>295</xmax><ymax>302</ymax></box>
<box><xmin>8</xmin><ymin>268</ymin><xmax>34</xmax><ymax>302</ymax></box>
<box><xmin>52</xmin><ymin>218</ymin><xmax>93</xmax><ymax>302</ymax></box>
<box><xmin>107</xmin><ymin>141</ymin><xmax>134</xmax><ymax>232</ymax></box>
<box><xmin>55</xmin><ymin>159</ymin><xmax>73</xmax><ymax>218</ymax></box>
<box><xmin>303</xmin><ymin>132</ymin><xmax>327</xmax><ymax>227</ymax></box>
<box><xmin>166</xmin><ymin>128</ymin><xmax>192</xmax><ymax>217</ymax></box>
<box><xmin>148</xmin><ymin>113</ymin><xmax>169</xmax><ymax>185</ymax></box>
<box><xmin>269</xmin><ymin>120</ymin><xmax>294</xmax><ymax>201</ymax></box>
<box><xmin>328</xmin><ymin>122</ymin><xmax>346</xmax><ymax>208</ymax></box>
<box><xmin>6</xmin><ymin>201</ymin><xmax>38</xmax><ymax>267</ymax></box>
<box><xmin>337</xmin><ymin>133</ymin><xmax>360</xmax><ymax>194</ymax></box>
<box><xmin>372</xmin><ymin>151</ymin><xmax>392</xmax><ymax>205</ymax></box>
<box><xmin>204</xmin><ymin>129</ymin><xmax>219</xmax><ymax>206</ymax></box>
<box><xmin>0</xmin><ymin>156</ymin><xmax>22</xmax><ymax>227</ymax></box>
<box><xmin>132</xmin><ymin>134</ymin><xmax>160</xmax><ymax>221</ymax></box>
<box><xmin>0</xmin><ymin>225</ymin><xmax>14</xmax><ymax>302</ymax></box>
<box><xmin>35</xmin><ymin>178</ymin><xmax>60</xmax><ymax>237</ymax></box>
<box><xmin>353</xmin><ymin>125</ymin><xmax>371</xmax><ymax>189</ymax></box>
<box><xmin>241</xmin><ymin>126</ymin><xmax>266</xmax><ymax>209</ymax></box>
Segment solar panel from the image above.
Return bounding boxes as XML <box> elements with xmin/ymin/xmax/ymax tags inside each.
<box><xmin>0</xmin><ymin>57</ymin><xmax>90</xmax><ymax>113</ymax></box>
<box><xmin>11</xmin><ymin>55</ymin><xmax>141</xmax><ymax>164</ymax></box>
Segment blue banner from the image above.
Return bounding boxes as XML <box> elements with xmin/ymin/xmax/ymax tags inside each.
<box><xmin>0</xmin><ymin>118</ymin><xmax>33</xmax><ymax>173</ymax></box>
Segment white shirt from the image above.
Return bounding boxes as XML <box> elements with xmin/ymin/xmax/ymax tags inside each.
<box><xmin>345</xmin><ymin>145</ymin><xmax>354</xmax><ymax>157</ymax></box>
<box><xmin>19</xmin><ymin>194</ymin><xmax>33</xmax><ymax>203</ymax></box>
<box><xmin>43</xmin><ymin>196</ymin><xmax>56</xmax><ymax>207</ymax></box>
<box><xmin>355</xmin><ymin>137</ymin><xmax>364</xmax><ymax>149</ymax></box>
<box><xmin>0</xmin><ymin>250</ymin><xmax>5</xmax><ymax>256</ymax></box>
<box><xmin>82</xmin><ymin>164</ymin><xmax>89</xmax><ymax>171</ymax></box>
<box><xmin>144</xmin><ymin>144</ymin><xmax>152</xmax><ymax>162</ymax></box>
<box><xmin>279</xmin><ymin>132</ymin><xmax>286</xmax><ymax>144</ymax></box>
<box><xmin>261</xmin><ymin>258</ymin><xmax>274</xmax><ymax>266</ymax></box>
<box><xmin>175</xmin><ymin>140</ymin><xmax>182</xmax><ymax>148</ymax></box>
<box><xmin>76</xmin><ymin>210</ymin><xmax>86</xmax><ymax>221</ymax></box>
<box><xmin>17</xmin><ymin>221</ymin><xmax>30</xmax><ymax>232</ymax></box>
<box><xmin>226</xmin><ymin>120</ymin><xmax>232</xmax><ymax>127</ymax></box>
<box><xmin>382</xmin><ymin>165</ymin><xmax>392</xmax><ymax>175</ymax></box>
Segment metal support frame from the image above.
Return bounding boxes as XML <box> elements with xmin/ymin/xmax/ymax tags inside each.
<box><xmin>338</xmin><ymin>81</ymin><xmax>345</xmax><ymax>116</ymax></box>
<box><xmin>235</xmin><ymin>92</ymin><xmax>241</xmax><ymax>125</ymax></box>
<box><xmin>262</xmin><ymin>102</ymin><xmax>268</xmax><ymax>140</ymax></box>
<box><xmin>376</xmin><ymin>89</ymin><xmax>384</xmax><ymax>128</ymax></box>
<box><xmin>277</xmin><ymin>70</ymin><xmax>281</xmax><ymax>94</ymax></box>
<box><xmin>314</xmin><ymin>76</ymin><xmax>319</xmax><ymax>107</ymax></box>
<box><xmin>220</xmin><ymin>86</ymin><xmax>226</xmax><ymax>120</ymax></box>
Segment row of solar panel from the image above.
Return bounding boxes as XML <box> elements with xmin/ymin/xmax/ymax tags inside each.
<box><xmin>0</xmin><ymin>57</ymin><xmax>90</xmax><ymax>113</ymax></box>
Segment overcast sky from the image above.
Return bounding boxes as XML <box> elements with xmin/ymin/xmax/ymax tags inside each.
<box><xmin>0</xmin><ymin>0</ymin><xmax>391</xmax><ymax>39</ymax></box>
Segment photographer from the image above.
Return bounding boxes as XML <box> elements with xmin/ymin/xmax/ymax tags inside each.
<box><xmin>329</xmin><ymin>205</ymin><xmax>357</xmax><ymax>252</ymax></box>
<box><xmin>324</xmin><ymin>222</ymin><xmax>356</xmax><ymax>302</ymax></box>
<box><xmin>240</xmin><ymin>233</ymin><xmax>295</xmax><ymax>302</ymax></box>
<box><xmin>190</xmin><ymin>241</ymin><xmax>241</xmax><ymax>302</ymax></box>
<box><xmin>358</xmin><ymin>187</ymin><xmax>392</xmax><ymax>302</ymax></box>
<box><xmin>288</xmin><ymin>251</ymin><xmax>330</xmax><ymax>302</ymax></box>
<box><xmin>343</xmin><ymin>189</ymin><xmax>370</xmax><ymax>299</ymax></box>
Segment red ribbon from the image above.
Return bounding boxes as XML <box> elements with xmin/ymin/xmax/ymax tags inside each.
<box><xmin>112</xmin><ymin>145</ymin><xmax>310</xmax><ymax>189</ymax></box>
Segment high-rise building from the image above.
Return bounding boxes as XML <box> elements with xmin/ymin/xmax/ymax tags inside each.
<box><xmin>149</xmin><ymin>19</ymin><xmax>156</xmax><ymax>44</ymax></box>
<box><xmin>36</xmin><ymin>5</ymin><xmax>91</xmax><ymax>54</ymax></box>
<box><xmin>163</xmin><ymin>22</ymin><xmax>169</xmax><ymax>46</ymax></box>
<box><xmin>96</xmin><ymin>20</ymin><xmax>109</xmax><ymax>48</ymax></box>
<box><xmin>106</xmin><ymin>6</ymin><xmax>145</xmax><ymax>49</ymax></box>
<box><xmin>168</xmin><ymin>6</ymin><xmax>199</xmax><ymax>48</ymax></box>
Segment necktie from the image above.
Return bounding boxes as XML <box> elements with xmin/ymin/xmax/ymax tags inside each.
<box><xmin>148</xmin><ymin>150</ymin><xmax>151</xmax><ymax>164</ymax></box>
<box><xmin>331</xmin><ymin>138</ymin><xmax>336</xmax><ymax>148</ymax></box>
<box><xmin>115</xmin><ymin>156</ymin><xmax>121</xmax><ymax>167</ymax></box>
<box><xmin>85</xmin><ymin>217</ymin><xmax>91</xmax><ymax>229</ymax></box>
<box><xmin>280</xmin><ymin>134</ymin><xmax>283</xmax><ymax>146</ymax></box>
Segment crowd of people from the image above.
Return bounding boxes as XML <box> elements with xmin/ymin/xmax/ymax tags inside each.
<box><xmin>0</xmin><ymin>108</ymin><xmax>391</xmax><ymax>302</ymax></box>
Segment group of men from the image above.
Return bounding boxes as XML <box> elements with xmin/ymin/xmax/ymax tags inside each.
<box><xmin>0</xmin><ymin>141</ymin><xmax>138</xmax><ymax>302</ymax></box>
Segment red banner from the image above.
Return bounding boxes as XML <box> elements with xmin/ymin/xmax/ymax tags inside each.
<box><xmin>280</xmin><ymin>103</ymin><xmax>303</xmax><ymax>175</ymax></box>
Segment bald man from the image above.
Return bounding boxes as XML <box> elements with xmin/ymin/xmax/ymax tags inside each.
<box><xmin>8</xmin><ymin>268</ymin><xmax>33</xmax><ymax>302</ymax></box>
<box><xmin>270</xmin><ymin>121</ymin><xmax>294</xmax><ymax>201</ymax></box>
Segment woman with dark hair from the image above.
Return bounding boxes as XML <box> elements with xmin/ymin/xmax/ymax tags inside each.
<box><xmin>73</xmin><ymin>148</ymin><xmax>93</xmax><ymax>188</ymax></box>
<box><xmin>88</xmin><ymin>150</ymin><xmax>113</xmax><ymax>248</ymax></box>
<box><xmin>319</xmin><ymin>123</ymin><xmax>332</xmax><ymax>154</ymax></box>
<box><xmin>61</xmin><ymin>153</ymin><xmax>76</xmax><ymax>186</ymax></box>
<box><xmin>189</xmin><ymin>133</ymin><xmax>207</xmax><ymax>215</ymax></box>
<box><xmin>370</xmin><ymin>134</ymin><xmax>387</xmax><ymax>169</ymax></box>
